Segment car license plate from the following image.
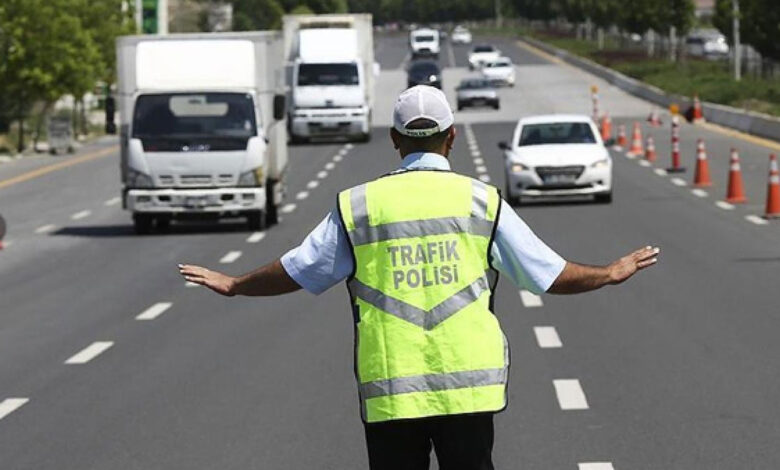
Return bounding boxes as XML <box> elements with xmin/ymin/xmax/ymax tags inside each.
<box><xmin>321</xmin><ymin>121</ymin><xmax>338</xmax><ymax>129</ymax></box>
<box><xmin>472</xmin><ymin>99</ymin><xmax>485</xmax><ymax>105</ymax></box>
<box><xmin>543</xmin><ymin>174</ymin><xmax>577</xmax><ymax>184</ymax></box>
<box><xmin>184</xmin><ymin>196</ymin><xmax>208</xmax><ymax>207</ymax></box>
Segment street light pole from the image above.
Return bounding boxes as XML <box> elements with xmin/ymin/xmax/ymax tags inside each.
<box><xmin>732</xmin><ymin>0</ymin><xmax>741</xmax><ymax>81</ymax></box>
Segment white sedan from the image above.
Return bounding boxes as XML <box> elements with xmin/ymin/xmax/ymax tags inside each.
<box><xmin>451</xmin><ymin>26</ymin><xmax>472</xmax><ymax>44</ymax></box>
<box><xmin>481</xmin><ymin>57</ymin><xmax>515</xmax><ymax>87</ymax></box>
<box><xmin>468</xmin><ymin>44</ymin><xmax>500</xmax><ymax>70</ymax></box>
<box><xmin>499</xmin><ymin>115</ymin><xmax>612</xmax><ymax>204</ymax></box>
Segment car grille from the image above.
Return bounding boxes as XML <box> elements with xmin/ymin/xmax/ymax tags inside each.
<box><xmin>535</xmin><ymin>165</ymin><xmax>585</xmax><ymax>183</ymax></box>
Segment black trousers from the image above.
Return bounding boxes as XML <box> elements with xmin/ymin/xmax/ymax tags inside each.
<box><xmin>363</xmin><ymin>413</ymin><xmax>495</xmax><ymax>470</ymax></box>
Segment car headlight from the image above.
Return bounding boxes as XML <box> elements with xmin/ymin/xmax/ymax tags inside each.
<box><xmin>127</xmin><ymin>168</ymin><xmax>153</xmax><ymax>188</ymax></box>
<box><xmin>429</xmin><ymin>75</ymin><xmax>439</xmax><ymax>82</ymax></box>
<box><xmin>238</xmin><ymin>167</ymin><xmax>263</xmax><ymax>187</ymax></box>
<box><xmin>590</xmin><ymin>158</ymin><xmax>610</xmax><ymax>168</ymax></box>
<box><xmin>510</xmin><ymin>163</ymin><xmax>528</xmax><ymax>173</ymax></box>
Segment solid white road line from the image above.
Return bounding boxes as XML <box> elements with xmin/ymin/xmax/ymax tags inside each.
<box><xmin>638</xmin><ymin>160</ymin><xmax>651</xmax><ymax>167</ymax></box>
<box><xmin>691</xmin><ymin>189</ymin><xmax>708</xmax><ymax>198</ymax></box>
<box><xmin>745</xmin><ymin>215</ymin><xmax>769</xmax><ymax>225</ymax></box>
<box><xmin>104</xmin><ymin>196</ymin><xmax>121</xmax><ymax>206</ymax></box>
<box><xmin>307</xmin><ymin>180</ymin><xmax>319</xmax><ymax>189</ymax></box>
<box><xmin>553</xmin><ymin>379</ymin><xmax>589</xmax><ymax>410</ymax></box>
<box><xmin>671</xmin><ymin>177</ymin><xmax>687</xmax><ymax>186</ymax></box>
<box><xmin>478</xmin><ymin>174</ymin><xmax>491</xmax><ymax>183</ymax></box>
<box><xmin>715</xmin><ymin>201</ymin><xmax>735</xmax><ymax>210</ymax></box>
<box><xmin>519</xmin><ymin>290</ymin><xmax>543</xmax><ymax>307</ymax></box>
<box><xmin>476</xmin><ymin>165</ymin><xmax>487</xmax><ymax>173</ymax></box>
<box><xmin>0</xmin><ymin>398</ymin><xmax>29</xmax><ymax>421</ymax></box>
<box><xmin>654</xmin><ymin>168</ymin><xmax>668</xmax><ymax>176</ymax></box>
<box><xmin>533</xmin><ymin>326</ymin><xmax>562</xmax><ymax>348</ymax></box>
<box><xmin>325</xmin><ymin>162</ymin><xmax>335</xmax><ymax>170</ymax></box>
<box><xmin>219</xmin><ymin>251</ymin><xmax>242</xmax><ymax>264</ymax></box>
<box><xmin>136</xmin><ymin>302</ymin><xmax>172</xmax><ymax>321</ymax></box>
<box><xmin>34</xmin><ymin>224</ymin><xmax>57</xmax><ymax>234</ymax></box>
<box><xmin>296</xmin><ymin>191</ymin><xmax>309</xmax><ymax>200</ymax></box>
<box><xmin>579</xmin><ymin>463</ymin><xmax>615</xmax><ymax>470</ymax></box>
<box><xmin>65</xmin><ymin>341</ymin><xmax>114</xmax><ymax>365</ymax></box>
<box><xmin>317</xmin><ymin>171</ymin><xmax>328</xmax><ymax>179</ymax></box>
<box><xmin>71</xmin><ymin>210</ymin><xmax>91</xmax><ymax>220</ymax></box>
<box><xmin>280</xmin><ymin>203</ymin><xmax>297</xmax><ymax>214</ymax></box>
<box><xmin>246</xmin><ymin>231</ymin><xmax>266</xmax><ymax>243</ymax></box>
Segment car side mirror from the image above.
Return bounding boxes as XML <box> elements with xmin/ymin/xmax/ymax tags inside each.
<box><xmin>498</xmin><ymin>141</ymin><xmax>510</xmax><ymax>151</ymax></box>
<box><xmin>273</xmin><ymin>94</ymin><xmax>286</xmax><ymax>121</ymax></box>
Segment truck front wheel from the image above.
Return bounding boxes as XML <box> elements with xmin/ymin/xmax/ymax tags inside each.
<box><xmin>133</xmin><ymin>214</ymin><xmax>153</xmax><ymax>235</ymax></box>
<box><xmin>246</xmin><ymin>210</ymin><xmax>265</xmax><ymax>231</ymax></box>
<box><xmin>264</xmin><ymin>180</ymin><xmax>279</xmax><ymax>227</ymax></box>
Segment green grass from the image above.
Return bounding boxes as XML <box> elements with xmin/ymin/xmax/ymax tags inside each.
<box><xmin>531</xmin><ymin>33</ymin><xmax>780</xmax><ymax>117</ymax></box>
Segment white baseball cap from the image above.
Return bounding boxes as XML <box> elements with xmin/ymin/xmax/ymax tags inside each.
<box><xmin>393</xmin><ymin>85</ymin><xmax>454</xmax><ymax>138</ymax></box>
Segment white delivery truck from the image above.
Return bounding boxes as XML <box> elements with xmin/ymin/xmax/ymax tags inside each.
<box><xmin>409</xmin><ymin>28</ymin><xmax>441</xmax><ymax>58</ymax></box>
<box><xmin>116</xmin><ymin>32</ymin><xmax>288</xmax><ymax>234</ymax></box>
<box><xmin>283</xmin><ymin>14</ymin><xmax>376</xmax><ymax>143</ymax></box>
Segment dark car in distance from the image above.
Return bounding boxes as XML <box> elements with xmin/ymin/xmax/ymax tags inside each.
<box><xmin>407</xmin><ymin>60</ymin><xmax>442</xmax><ymax>89</ymax></box>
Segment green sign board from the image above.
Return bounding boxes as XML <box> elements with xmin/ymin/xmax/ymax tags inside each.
<box><xmin>142</xmin><ymin>0</ymin><xmax>158</xmax><ymax>34</ymax></box>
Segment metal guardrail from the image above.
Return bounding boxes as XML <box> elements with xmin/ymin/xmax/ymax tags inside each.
<box><xmin>521</xmin><ymin>36</ymin><xmax>780</xmax><ymax>143</ymax></box>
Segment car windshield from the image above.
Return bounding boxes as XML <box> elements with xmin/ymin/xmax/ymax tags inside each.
<box><xmin>473</xmin><ymin>45</ymin><xmax>494</xmax><ymax>53</ymax></box>
<box><xmin>518</xmin><ymin>122</ymin><xmax>596</xmax><ymax>146</ymax></box>
<box><xmin>410</xmin><ymin>62</ymin><xmax>439</xmax><ymax>76</ymax></box>
<box><xmin>459</xmin><ymin>79</ymin><xmax>490</xmax><ymax>89</ymax></box>
<box><xmin>414</xmin><ymin>35</ymin><xmax>436</xmax><ymax>42</ymax></box>
<box><xmin>298</xmin><ymin>63</ymin><xmax>359</xmax><ymax>86</ymax></box>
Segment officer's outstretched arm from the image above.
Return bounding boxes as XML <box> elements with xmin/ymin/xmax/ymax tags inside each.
<box><xmin>178</xmin><ymin>260</ymin><xmax>302</xmax><ymax>297</ymax></box>
<box><xmin>548</xmin><ymin>246</ymin><xmax>660</xmax><ymax>295</ymax></box>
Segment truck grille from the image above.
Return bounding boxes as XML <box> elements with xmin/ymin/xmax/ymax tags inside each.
<box><xmin>180</xmin><ymin>175</ymin><xmax>213</xmax><ymax>186</ymax></box>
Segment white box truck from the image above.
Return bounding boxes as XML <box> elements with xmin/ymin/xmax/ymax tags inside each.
<box><xmin>283</xmin><ymin>14</ymin><xmax>376</xmax><ymax>143</ymax></box>
<box><xmin>116</xmin><ymin>32</ymin><xmax>288</xmax><ymax>234</ymax></box>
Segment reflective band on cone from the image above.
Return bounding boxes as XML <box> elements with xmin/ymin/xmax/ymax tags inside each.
<box><xmin>725</xmin><ymin>148</ymin><xmax>747</xmax><ymax>204</ymax></box>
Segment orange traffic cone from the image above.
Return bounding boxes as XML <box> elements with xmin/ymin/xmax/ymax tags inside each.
<box><xmin>667</xmin><ymin>115</ymin><xmax>686</xmax><ymax>173</ymax></box>
<box><xmin>692</xmin><ymin>94</ymin><xmax>704</xmax><ymax>122</ymax></box>
<box><xmin>764</xmin><ymin>153</ymin><xmax>780</xmax><ymax>219</ymax></box>
<box><xmin>644</xmin><ymin>136</ymin><xmax>657</xmax><ymax>162</ymax></box>
<box><xmin>600</xmin><ymin>114</ymin><xmax>612</xmax><ymax>142</ymax></box>
<box><xmin>725</xmin><ymin>148</ymin><xmax>747</xmax><ymax>204</ymax></box>
<box><xmin>627</xmin><ymin>122</ymin><xmax>644</xmax><ymax>156</ymax></box>
<box><xmin>614</xmin><ymin>124</ymin><xmax>627</xmax><ymax>150</ymax></box>
<box><xmin>647</xmin><ymin>108</ymin><xmax>662</xmax><ymax>126</ymax></box>
<box><xmin>693</xmin><ymin>139</ymin><xmax>712</xmax><ymax>187</ymax></box>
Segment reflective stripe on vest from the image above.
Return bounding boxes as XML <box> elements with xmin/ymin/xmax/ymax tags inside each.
<box><xmin>338</xmin><ymin>170</ymin><xmax>509</xmax><ymax>423</ymax></box>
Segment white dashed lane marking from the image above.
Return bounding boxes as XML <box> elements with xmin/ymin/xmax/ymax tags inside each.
<box><xmin>333</xmin><ymin>154</ymin><xmax>343</xmax><ymax>162</ymax></box>
<box><xmin>638</xmin><ymin>160</ymin><xmax>651</xmax><ymax>167</ymax></box>
<box><xmin>0</xmin><ymin>398</ymin><xmax>29</xmax><ymax>421</ymax></box>
<box><xmin>136</xmin><ymin>302</ymin><xmax>172</xmax><ymax>321</ymax></box>
<box><xmin>307</xmin><ymin>180</ymin><xmax>319</xmax><ymax>189</ymax></box>
<box><xmin>579</xmin><ymin>463</ymin><xmax>615</xmax><ymax>470</ymax></box>
<box><xmin>345</xmin><ymin>143</ymin><xmax>354</xmax><ymax>150</ymax></box>
<box><xmin>317</xmin><ymin>171</ymin><xmax>328</xmax><ymax>179</ymax></box>
<box><xmin>473</xmin><ymin>157</ymin><xmax>484</xmax><ymax>165</ymax></box>
<box><xmin>475</xmin><ymin>165</ymin><xmax>487</xmax><ymax>173</ymax></box>
<box><xmin>280</xmin><ymin>203</ymin><xmax>297</xmax><ymax>214</ymax></box>
<box><xmin>35</xmin><ymin>224</ymin><xmax>57</xmax><ymax>234</ymax></box>
<box><xmin>654</xmin><ymin>168</ymin><xmax>668</xmax><ymax>176</ymax></box>
<box><xmin>519</xmin><ymin>290</ymin><xmax>543</xmax><ymax>308</ymax></box>
<box><xmin>71</xmin><ymin>210</ymin><xmax>91</xmax><ymax>220</ymax></box>
<box><xmin>478</xmin><ymin>174</ymin><xmax>491</xmax><ymax>183</ymax></box>
<box><xmin>185</xmin><ymin>281</ymin><xmax>199</xmax><ymax>288</ymax></box>
<box><xmin>691</xmin><ymin>189</ymin><xmax>708</xmax><ymax>198</ymax></box>
<box><xmin>296</xmin><ymin>191</ymin><xmax>309</xmax><ymax>200</ymax></box>
<box><xmin>715</xmin><ymin>201</ymin><xmax>735</xmax><ymax>210</ymax></box>
<box><xmin>65</xmin><ymin>341</ymin><xmax>114</xmax><ymax>365</ymax></box>
<box><xmin>104</xmin><ymin>197</ymin><xmax>121</xmax><ymax>206</ymax></box>
<box><xmin>246</xmin><ymin>231</ymin><xmax>266</xmax><ymax>243</ymax></box>
<box><xmin>553</xmin><ymin>379</ymin><xmax>590</xmax><ymax>410</ymax></box>
<box><xmin>671</xmin><ymin>177</ymin><xmax>687</xmax><ymax>187</ymax></box>
<box><xmin>533</xmin><ymin>326</ymin><xmax>562</xmax><ymax>348</ymax></box>
<box><xmin>219</xmin><ymin>251</ymin><xmax>242</xmax><ymax>264</ymax></box>
<box><xmin>745</xmin><ymin>215</ymin><xmax>769</xmax><ymax>225</ymax></box>
<box><xmin>325</xmin><ymin>162</ymin><xmax>336</xmax><ymax>170</ymax></box>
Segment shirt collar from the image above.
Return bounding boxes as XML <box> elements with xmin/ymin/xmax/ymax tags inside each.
<box><xmin>400</xmin><ymin>152</ymin><xmax>451</xmax><ymax>171</ymax></box>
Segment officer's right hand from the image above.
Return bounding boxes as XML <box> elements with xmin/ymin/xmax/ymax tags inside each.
<box><xmin>178</xmin><ymin>264</ymin><xmax>236</xmax><ymax>296</ymax></box>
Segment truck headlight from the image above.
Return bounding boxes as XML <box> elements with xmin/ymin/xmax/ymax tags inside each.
<box><xmin>238</xmin><ymin>167</ymin><xmax>263</xmax><ymax>187</ymax></box>
<box><xmin>510</xmin><ymin>163</ymin><xmax>528</xmax><ymax>173</ymax></box>
<box><xmin>127</xmin><ymin>169</ymin><xmax>153</xmax><ymax>188</ymax></box>
<box><xmin>590</xmin><ymin>158</ymin><xmax>610</xmax><ymax>168</ymax></box>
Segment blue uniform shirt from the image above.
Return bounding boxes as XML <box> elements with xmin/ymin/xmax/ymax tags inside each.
<box><xmin>281</xmin><ymin>152</ymin><xmax>566</xmax><ymax>295</ymax></box>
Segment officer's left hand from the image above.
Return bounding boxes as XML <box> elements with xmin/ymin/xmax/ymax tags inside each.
<box><xmin>178</xmin><ymin>264</ymin><xmax>236</xmax><ymax>296</ymax></box>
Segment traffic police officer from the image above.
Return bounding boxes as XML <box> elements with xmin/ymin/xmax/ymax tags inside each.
<box><xmin>179</xmin><ymin>86</ymin><xmax>660</xmax><ymax>470</ymax></box>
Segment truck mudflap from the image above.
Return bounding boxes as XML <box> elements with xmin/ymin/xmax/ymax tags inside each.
<box><xmin>126</xmin><ymin>187</ymin><xmax>266</xmax><ymax>214</ymax></box>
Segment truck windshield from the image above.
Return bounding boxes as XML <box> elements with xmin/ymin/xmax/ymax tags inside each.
<box><xmin>298</xmin><ymin>63</ymin><xmax>359</xmax><ymax>86</ymax></box>
<box><xmin>414</xmin><ymin>35</ymin><xmax>436</xmax><ymax>42</ymax></box>
<box><xmin>132</xmin><ymin>93</ymin><xmax>257</xmax><ymax>151</ymax></box>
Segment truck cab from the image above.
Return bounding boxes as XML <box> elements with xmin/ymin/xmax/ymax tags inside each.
<box><xmin>410</xmin><ymin>28</ymin><xmax>440</xmax><ymax>59</ymax></box>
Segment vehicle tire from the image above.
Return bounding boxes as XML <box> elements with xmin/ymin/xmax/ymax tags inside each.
<box><xmin>155</xmin><ymin>217</ymin><xmax>171</xmax><ymax>232</ymax></box>
<box><xmin>457</xmin><ymin>103</ymin><xmax>463</xmax><ymax>111</ymax></box>
<box><xmin>133</xmin><ymin>214</ymin><xmax>153</xmax><ymax>235</ymax></box>
<box><xmin>504</xmin><ymin>181</ymin><xmax>519</xmax><ymax>206</ymax></box>
<box><xmin>595</xmin><ymin>191</ymin><xmax>613</xmax><ymax>204</ymax></box>
<box><xmin>246</xmin><ymin>210</ymin><xmax>265</xmax><ymax>231</ymax></box>
<box><xmin>264</xmin><ymin>180</ymin><xmax>279</xmax><ymax>227</ymax></box>
<box><xmin>493</xmin><ymin>102</ymin><xmax>500</xmax><ymax>110</ymax></box>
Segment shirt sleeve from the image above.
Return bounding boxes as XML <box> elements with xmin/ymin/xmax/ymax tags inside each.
<box><xmin>280</xmin><ymin>209</ymin><xmax>354</xmax><ymax>295</ymax></box>
<box><xmin>490</xmin><ymin>200</ymin><xmax>566</xmax><ymax>294</ymax></box>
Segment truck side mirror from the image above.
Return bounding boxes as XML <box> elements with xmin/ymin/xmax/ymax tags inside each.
<box><xmin>498</xmin><ymin>141</ymin><xmax>510</xmax><ymax>150</ymax></box>
<box><xmin>273</xmin><ymin>94</ymin><xmax>286</xmax><ymax>121</ymax></box>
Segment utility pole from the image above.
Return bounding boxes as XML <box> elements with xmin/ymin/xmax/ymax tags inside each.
<box><xmin>495</xmin><ymin>0</ymin><xmax>502</xmax><ymax>29</ymax></box>
<box><xmin>732</xmin><ymin>0</ymin><xmax>741</xmax><ymax>81</ymax></box>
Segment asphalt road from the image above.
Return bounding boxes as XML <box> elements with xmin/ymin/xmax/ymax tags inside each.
<box><xmin>1</xmin><ymin>33</ymin><xmax>779</xmax><ymax>470</ymax></box>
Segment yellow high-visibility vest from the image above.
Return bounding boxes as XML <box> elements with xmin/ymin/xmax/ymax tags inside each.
<box><xmin>337</xmin><ymin>169</ymin><xmax>509</xmax><ymax>423</ymax></box>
